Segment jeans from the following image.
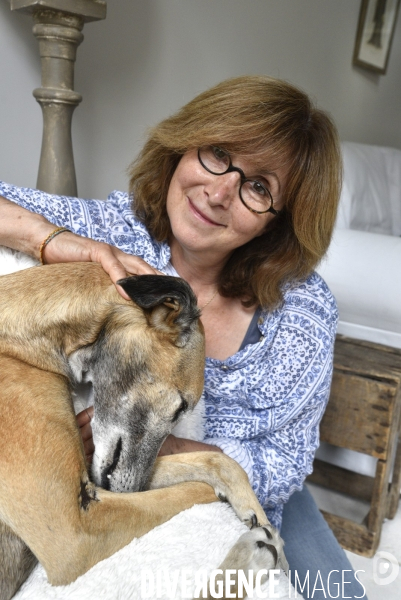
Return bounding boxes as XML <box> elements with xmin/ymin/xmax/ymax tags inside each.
<box><xmin>280</xmin><ymin>485</ymin><xmax>367</xmax><ymax>599</ymax></box>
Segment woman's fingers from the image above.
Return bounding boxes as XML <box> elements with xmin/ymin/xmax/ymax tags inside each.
<box><xmin>94</xmin><ymin>246</ymin><xmax>160</xmax><ymax>279</ymax></box>
<box><xmin>92</xmin><ymin>246</ymin><xmax>163</xmax><ymax>299</ymax></box>
<box><xmin>79</xmin><ymin>421</ymin><xmax>94</xmax><ymax>443</ymax></box>
<box><xmin>76</xmin><ymin>406</ymin><xmax>93</xmax><ymax>426</ymax></box>
<box><xmin>76</xmin><ymin>407</ymin><xmax>95</xmax><ymax>464</ymax></box>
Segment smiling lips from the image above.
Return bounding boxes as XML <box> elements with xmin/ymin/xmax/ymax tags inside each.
<box><xmin>188</xmin><ymin>198</ymin><xmax>226</xmax><ymax>227</ymax></box>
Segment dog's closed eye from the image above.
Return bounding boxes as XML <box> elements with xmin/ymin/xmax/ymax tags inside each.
<box><xmin>172</xmin><ymin>399</ymin><xmax>188</xmax><ymax>422</ymax></box>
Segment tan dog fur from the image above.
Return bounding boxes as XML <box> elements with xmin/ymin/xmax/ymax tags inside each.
<box><xmin>0</xmin><ymin>262</ymin><xmax>282</xmax><ymax>600</ymax></box>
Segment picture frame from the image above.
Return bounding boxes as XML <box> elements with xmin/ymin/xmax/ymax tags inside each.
<box><xmin>353</xmin><ymin>0</ymin><xmax>401</xmax><ymax>74</ymax></box>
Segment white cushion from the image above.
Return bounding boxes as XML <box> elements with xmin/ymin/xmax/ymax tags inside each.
<box><xmin>338</xmin><ymin>142</ymin><xmax>401</xmax><ymax>236</ymax></box>
<box><xmin>317</xmin><ymin>228</ymin><xmax>401</xmax><ymax>349</ymax></box>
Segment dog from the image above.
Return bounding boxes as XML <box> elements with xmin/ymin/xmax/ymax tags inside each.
<box><xmin>0</xmin><ymin>258</ymin><xmax>286</xmax><ymax>599</ymax></box>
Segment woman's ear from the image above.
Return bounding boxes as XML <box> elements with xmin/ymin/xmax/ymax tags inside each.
<box><xmin>116</xmin><ymin>274</ymin><xmax>201</xmax><ymax>347</ymax></box>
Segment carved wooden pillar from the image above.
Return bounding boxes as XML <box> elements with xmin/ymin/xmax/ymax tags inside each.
<box><xmin>10</xmin><ymin>1</ymin><xmax>107</xmax><ymax>196</ymax></box>
<box><xmin>31</xmin><ymin>10</ymin><xmax>84</xmax><ymax>196</ymax></box>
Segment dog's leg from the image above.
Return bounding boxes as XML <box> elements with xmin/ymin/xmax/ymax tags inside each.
<box><xmin>147</xmin><ymin>452</ymin><xmax>268</xmax><ymax>527</ymax></box>
<box><xmin>0</xmin><ymin>357</ymin><xmax>218</xmax><ymax>587</ymax></box>
<box><xmin>32</xmin><ymin>483</ymin><xmax>218</xmax><ymax>586</ymax></box>
<box><xmin>0</xmin><ymin>522</ymin><xmax>36</xmax><ymax>600</ymax></box>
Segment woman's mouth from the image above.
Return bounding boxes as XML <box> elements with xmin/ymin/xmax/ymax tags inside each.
<box><xmin>188</xmin><ymin>198</ymin><xmax>225</xmax><ymax>227</ymax></box>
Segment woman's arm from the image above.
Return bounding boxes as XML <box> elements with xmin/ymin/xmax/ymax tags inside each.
<box><xmin>157</xmin><ymin>434</ymin><xmax>223</xmax><ymax>455</ymax></box>
<box><xmin>0</xmin><ymin>194</ymin><xmax>55</xmax><ymax>257</ymax></box>
<box><xmin>0</xmin><ymin>184</ymin><xmax>160</xmax><ymax>296</ymax></box>
<box><xmin>205</xmin><ymin>395</ymin><xmax>331</xmax><ymax>507</ymax></box>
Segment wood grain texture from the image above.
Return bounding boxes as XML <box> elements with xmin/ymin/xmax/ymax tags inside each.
<box><xmin>307</xmin><ymin>335</ymin><xmax>401</xmax><ymax>556</ymax></box>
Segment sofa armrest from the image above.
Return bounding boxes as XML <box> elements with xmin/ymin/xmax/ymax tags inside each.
<box><xmin>337</xmin><ymin>142</ymin><xmax>401</xmax><ymax>235</ymax></box>
<box><xmin>317</xmin><ymin>228</ymin><xmax>401</xmax><ymax>348</ymax></box>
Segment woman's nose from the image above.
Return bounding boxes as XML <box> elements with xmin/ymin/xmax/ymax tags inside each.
<box><xmin>205</xmin><ymin>172</ymin><xmax>240</xmax><ymax>207</ymax></box>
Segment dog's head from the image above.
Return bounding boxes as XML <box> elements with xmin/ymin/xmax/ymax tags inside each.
<box><xmin>70</xmin><ymin>275</ymin><xmax>205</xmax><ymax>493</ymax></box>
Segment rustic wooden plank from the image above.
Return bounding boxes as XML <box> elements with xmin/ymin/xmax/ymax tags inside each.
<box><xmin>321</xmin><ymin>511</ymin><xmax>379</xmax><ymax>557</ymax></box>
<box><xmin>307</xmin><ymin>459</ymin><xmax>375</xmax><ymax>502</ymax></box>
<box><xmin>334</xmin><ymin>335</ymin><xmax>401</xmax><ymax>381</ymax></box>
<box><xmin>387</xmin><ymin>431</ymin><xmax>401</xmax><ymax>519</ymax></box>
<box><xmin>320</xmin><ymin>372</ymin><xmax>397</xmax><ymax>458</ymax></box>
<box><xmin>367</xmin><ymin>388</ymin><xmax>401</xmax><ymax>526</ymax></box>
<box><xmin>336</xmin><ymin>335</ymin><xmax>401</xmax><ymax>358</ymax></box>
<box><xmin>366</xmin><ymin>460</ymin><xmax>389</xmax><ymax>532</ymax></box>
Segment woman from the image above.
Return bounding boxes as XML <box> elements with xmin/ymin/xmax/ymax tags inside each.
<box><xmin>0</xmin><ymin>76</ymin><xmax>366</xmax><ymax>599</ymax></box>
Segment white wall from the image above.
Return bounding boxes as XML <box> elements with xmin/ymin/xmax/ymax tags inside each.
<box><xmin>1</xmin><ymin>0</ymin><xmax>401</xmax><ymax>199</ymax></box>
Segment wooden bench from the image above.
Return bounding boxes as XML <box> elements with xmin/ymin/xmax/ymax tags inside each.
<box><xmin>307</xmin><ymin>335</ymin><xmax>401</xmax><ymax>557</ymax></box>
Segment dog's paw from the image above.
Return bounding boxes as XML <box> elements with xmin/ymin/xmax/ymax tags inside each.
<box><xmin>241</xmin><ymin>526</ymin><xmax>288</xmax><ymax>573</ymax></box>
<box><xmin>212</xmin><ymin>526</ymin><xmax>289</xmax><ymax>600</ymax></box>
<box><xmin>220</xmin><ymin>525</ymin><xmax>289</xmax><ymax>576</ymax></box>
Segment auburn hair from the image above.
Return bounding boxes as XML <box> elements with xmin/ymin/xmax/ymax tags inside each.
<box><xmin>128</xmin><ymin>76</ymin><xmax>342</xmax><ymax>309</ymax></box>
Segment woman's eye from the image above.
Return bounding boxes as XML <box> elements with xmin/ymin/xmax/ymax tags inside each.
<box><xmin>212</xmin><ymin>146</ymin><xmax>228</xmax><ymax>161</ymax></box>
<box><xmin>252</xmin><ymin>181</ymin><xmax>268</xmax><ymax>196</ymax></box>
<box><xmin>172</xmin><ymin>399</ymin><xmax>188</xmax><ymax>422</ymax></box>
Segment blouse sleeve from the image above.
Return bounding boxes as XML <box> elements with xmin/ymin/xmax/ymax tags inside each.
<box><xmin>0</xmin><ymin>182</ymin><xmax>167</xmax><ymax>268</ymax></box>
<box><xmin>203</xmin><ymin>274</ymin><xmax>338</xmax><ymax>521</ymax></box>
<box><xmin>0</xmin><ymin>180</ymin><xmax>122</xmax><ymax>240</ymax></box>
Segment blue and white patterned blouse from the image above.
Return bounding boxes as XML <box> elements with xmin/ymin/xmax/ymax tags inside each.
<box><xmin>0</xmin><ymin>181</ymin><xmax>338</xmax><ymax>529</ymax></box>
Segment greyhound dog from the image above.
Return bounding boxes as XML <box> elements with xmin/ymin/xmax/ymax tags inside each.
<box><xmin>0</xmin><ymin>261</ymin><xmax>285</xmax><ymax>599</ymax></box>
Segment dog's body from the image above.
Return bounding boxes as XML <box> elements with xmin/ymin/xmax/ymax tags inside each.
<box><xmin>0</xmin><ymin>260</ymin><xmax>285</xmax><ymax>599</ymax></box>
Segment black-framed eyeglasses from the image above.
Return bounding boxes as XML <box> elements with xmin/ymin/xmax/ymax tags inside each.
<box><xmin>197</xmin><ymin>146</ymin><xmax>281</xmax><ymax>216</ymax></box>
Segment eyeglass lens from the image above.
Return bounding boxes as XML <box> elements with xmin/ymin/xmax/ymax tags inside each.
<box><xmin>198</xmin><ymin>146</ymin><xmax>274</xmax><ymax>214</ymax></box>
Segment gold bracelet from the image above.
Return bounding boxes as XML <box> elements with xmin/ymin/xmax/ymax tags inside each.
<box><xmin>39</xmin><ymin>227</ymin><xmax>70</xmax><ymax>265</ymax></box>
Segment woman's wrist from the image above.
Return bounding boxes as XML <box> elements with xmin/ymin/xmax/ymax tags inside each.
<box><xmin>158</xmin><ymin>434</ymin><xmax>224</xmax><ymax>456</ymax></box>
<box><xmin>39</xmin><ymin>226</ymin><xmax>71</xmax><ymax>264</ymax></box>
<box><xmin>0</xmin><ymin>195</ymin><xmax>57</xmax><ymax>259</ymax></box>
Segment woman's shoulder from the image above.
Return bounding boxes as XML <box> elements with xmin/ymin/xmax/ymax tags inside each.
<box><xmin>285</xmin><ymin>271</ymin><xmax>337</xmax><ymax>312</ymax></box>
<box><xmin>259</xmin><ymin>271</ymin><xmax>338</xmax><ymax>336</ymax></box>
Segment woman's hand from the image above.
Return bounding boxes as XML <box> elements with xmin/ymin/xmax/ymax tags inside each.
<box><xmin>0</xmin><ymin>196</ymin><xmax>161</xmax><ymax>299</ymax></box>
<box><xmin>76</xmin><ymin>406</ymin><xmax>95</xmax><ymax>464</ymax></box>
<box><xmin>158</xmin><ymin>434</ymin><xmax>223</xmax><ymax>456</ymax></box>
<box><xmin>42</xmin><ymin>230</ymin><xmax>161</xmax><ymax>299</ymax></box>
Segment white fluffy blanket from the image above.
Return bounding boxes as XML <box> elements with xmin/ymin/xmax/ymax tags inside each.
<box><xmin>0</xmin><ymin>247</ymin><xmax>298</xmax><ymax>600</ymax></box>
<box><xmin>15</xmin><ymin>503</ymin><xmax>296</xmax><ymax>600</ymax></box>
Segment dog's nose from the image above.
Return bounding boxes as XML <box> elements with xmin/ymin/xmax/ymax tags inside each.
<box><xmin>101</xmin><ymin>437</ymin><xmax>122</xmax><ymax>490</ymax></box>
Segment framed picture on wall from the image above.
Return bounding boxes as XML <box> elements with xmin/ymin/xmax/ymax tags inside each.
<box><xmin>353</xmin><ymin>0</ymin><xmax>401</xmax><ymax>74</ymax></box>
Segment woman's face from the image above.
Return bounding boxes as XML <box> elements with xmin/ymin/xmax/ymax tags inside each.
<box><xmin>166</xmin><ymin>149</ymin><xmax>287</xmax><ymax>263</ymax></box>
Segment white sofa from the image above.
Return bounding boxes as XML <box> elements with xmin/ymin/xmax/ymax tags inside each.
<box><xmin>317</xmin><ymin>141</ymin><xmax>401</xmax><ymax>349</ymax></box>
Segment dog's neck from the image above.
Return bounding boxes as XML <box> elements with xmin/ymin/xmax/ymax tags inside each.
<box><xmin>0</xmin><ymin>263</ymin><xmax>128</xmax><ymax>378</ymax></box>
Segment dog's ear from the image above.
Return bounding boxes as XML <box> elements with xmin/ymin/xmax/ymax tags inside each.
<box><xmin>117</xmin><ymin>275</ymin><xmax>201</xmax><ymax>347</ymax></box>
